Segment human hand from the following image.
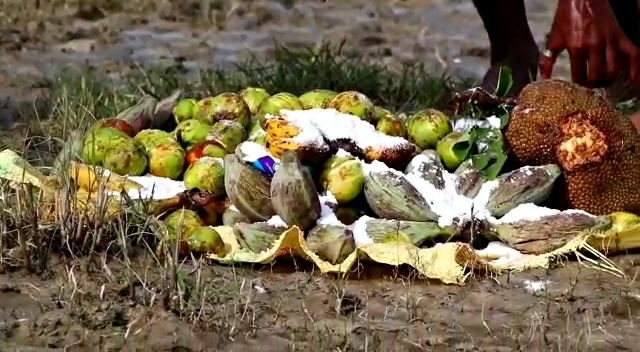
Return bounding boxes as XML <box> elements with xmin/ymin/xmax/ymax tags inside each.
<box><xmin>539</xmin><ymin>0</ymin><xmax>640</xmax><ymax>88</ymax></box>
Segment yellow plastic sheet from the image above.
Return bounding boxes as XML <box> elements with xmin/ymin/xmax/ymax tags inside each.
<box><xmin>204</xmin><ymin>225</ymin><xmax>488</xmax><ymax>285</ymax></box>
<box><xmin>202</xmin><ymin>222</ymin><xmax>640</xmax><ymax>285</ymax></box>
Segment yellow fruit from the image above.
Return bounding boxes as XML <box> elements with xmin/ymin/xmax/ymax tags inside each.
<box><xmin>265</xmin><ymin>138</ymin><xmax>300</xmax><ymax>159</ymax></box>
<box><xmin>69</xmin><ymin>161</ymin><xmax>142</xmax><ymax>193</ymax></box>
<box><xmin>264</xmin><ymin>118</ymin><xmax>300</xmax><ymax>139</ymax></box>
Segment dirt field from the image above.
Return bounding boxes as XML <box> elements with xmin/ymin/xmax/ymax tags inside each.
<box><xmin>3</xmin><ymin>0</ymin><xmax>640</xmax><ymax>351</ymax></box>
<box><xmin>3</xmin><ymin>255</ymin><xmax>640</xmax><ymax>351</ymax></box>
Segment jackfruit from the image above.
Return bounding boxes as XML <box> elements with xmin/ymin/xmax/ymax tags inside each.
<box><xmin>504</xmin><ymin>80</ymin><xmax>640</xmax><ymax>215</ymax></box>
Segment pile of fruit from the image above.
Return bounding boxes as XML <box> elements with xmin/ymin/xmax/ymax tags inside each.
<box><xmin>78</xmin><ymin>81</ymin><xmax>639</xmax><ymax>265</ymax></box>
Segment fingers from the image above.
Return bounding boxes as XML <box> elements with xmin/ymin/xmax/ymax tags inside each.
<box><xmin>619</xmin><ymin>37</ymin><xmax>640</xmax><ymax>84</ymax></box>
<box><xmin>587</xmin><ymin>48</ymin><xmax>605</xmax><ymax>88</ymax></box>
<box><xmin>605</xmin><ymin>43</ymin><xmax>618</xmax><ymax>82</ymax></box>
<box><xmin>540</xmin><ymin>29</ymin><xmax>564</xmax><ymax>79</ymax></box>
<box><xmin>568</xmin><ymin>49</ymin><xmax>589</xmax><ymax>86</ymax></box>
<box><xmin>539</xmin><ymin>51</ymin><xmax>559</xmax><ymax>80</ymax></box>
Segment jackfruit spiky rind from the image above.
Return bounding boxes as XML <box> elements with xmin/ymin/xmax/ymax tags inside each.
<box><xmin>504</xmin><ymin>80</ymin><xmax>640</xmax><ymax>215</ymax></box>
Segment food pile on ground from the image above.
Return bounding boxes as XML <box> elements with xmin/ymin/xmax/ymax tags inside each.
<box><xmin>77</xmin><ymin>80</ymin><xmax>639</xmax><ymax>264</ymax></box>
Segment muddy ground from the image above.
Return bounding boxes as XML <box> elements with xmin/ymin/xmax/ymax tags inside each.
<box><xmin>3</xmin><ymin>255</ymin><xmax>640</xmax><ymax>351</ymax></box>
<box><xmin>3</xmin><ymin>0</ymin><xmax>640</xmax><ymax>350</ymax></box>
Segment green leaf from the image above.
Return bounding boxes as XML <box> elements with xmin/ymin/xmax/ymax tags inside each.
<box><xmin>470</xmin><ymin>127</ymin><xmax>508</xmax><ymax>179</ymax></box>
<box><xmin>497</xmin><ymin>106</ymin><xmax>510</xmax><ymax>129</ymax></box>
<box><xmin>494</xmin><ymin>66</ymin><xmax>513</xmax><ymax>98</ymax></box>
<box><xmin>471</xmin><ymin>152</ymin><xmax>492</xmax><ymax>171</ymax></box>
<box><xmin>473</xmin><ymin>127</ymin><xmax>494</xmax><ymax>140</ymax></box>
<box><xmin>451</xmin><ymin>130</ymin><xmax>478</xmax><ymax>162</ymax></box>
<box><xmin>471</xmin><ymin>151</ymin><xmax>508</xmax><ymax>180</ymax></box>
<box><xmin>482</xmin><ymin>153</ymin><xmax>508</xmax><ymax>180</ymax></box>
<box><xmin>474</xmin><ymin>127</ymin><xmax>504</xmax><ymax>154</ymax></box>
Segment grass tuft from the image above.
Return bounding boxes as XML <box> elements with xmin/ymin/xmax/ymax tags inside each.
<box><xmin>124</xmin><ymin>40</ymin><xmax>472</xmax><ymax>112</ymax></box>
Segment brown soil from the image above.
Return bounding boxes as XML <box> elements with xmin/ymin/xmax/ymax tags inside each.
<box><xmin>3</xmin><ymin>0</ymin><xmax>640</xmax><ymax>350</ymax></box>
<box><xmin>3</xmin><ymin>255</ymin><xmax>640</xmax><ymax>351</ymax></box>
